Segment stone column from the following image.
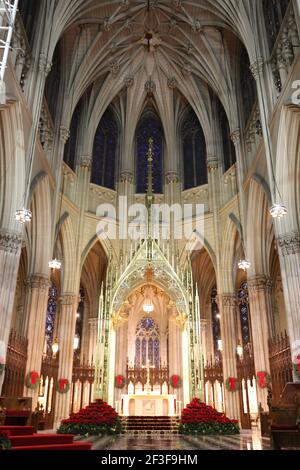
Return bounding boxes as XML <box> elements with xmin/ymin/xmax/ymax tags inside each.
<box><xmin>220</xmin><ymin>294</ymin><xmax>240</xmax><ymax>420</ymax></box>
<box><xmin>54</xmin><ymin>294</ymin><xmax>79</xmax><ymax>427</ymax></box>
<box><xmin>277</xmin><ymin>232</ymin><xmax>300</xmax><ymax>374</ymax></box>
<box><xmin>248</xmin><ymin>276</ymin><xmax>273</xmax><ymax>410</ymax></box>
<box><xmin>23</xmin><ymin>275</ymin><xmax>51</xmax><ymax>406</ymax></box>
<box><xmin>88</xmin><ymin>317</ymin><xmax>98</xmax><ymax>365</ymax></box>
<box><xmin>0</xmin><ymin>229</ymin><xmax>23</xmax><ymax>393</ymax></box>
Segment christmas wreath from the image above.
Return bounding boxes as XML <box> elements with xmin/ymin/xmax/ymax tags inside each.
<box><xmin>25</xmin><ymin>371</ymin><xmax>40</xmax><ymax>390</ymax></box>
<box><xmin>256</xmin><ymin>371</ymin><xmax>271</xmax><ymax>389</ymax></box>
<box><xmin>293</xmin><ymin>354</ymin><xmax>300</xmax><ymax>380</ymax></box>
<box><xmin>225</xmin><ymin>377</ymin><xmax>239</xmax><ymax>392</ymax></box>
<box><xmin>115</xmin><ymin>375</ymin><xmax>126</xmax><ymax>389</ymax></box>
<box><xmin>56</xmin><ymin>378</ymin><xmax>70</xmax><ymax>394</ymax></box>
<box><xmin>170</xmin><ymin>375</ymin><xmax>182</xmax><ymax>389</ymax></box>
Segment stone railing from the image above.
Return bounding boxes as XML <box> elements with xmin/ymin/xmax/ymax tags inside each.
<box><xmin>182</xmin><ymin>184</ymin><xmax>209</xmax><ymax>213</ymax></box>
<box><xmin>10</xmin><ymin>12</ymin><xmax>32</xmax><ymax>93</ymax></box>
<box><xmin>222</xmin><ymin>164</ymin><xmax>237</xmax><ymax>206</ymax></box>
<box><xmin>62</xmin><ymin>163</ymin><xmax>77</xmax><ymax>204</ymax></box>
<box><xmin>88</xmin><ymin>183</ymin><xmax>117</xmax><ymax>214</ymax></box>
<box><xmin>243</xmin><ymin>102</ymin><xmax>263</xmax><ymax>166</ymax></box>
<box><xmin>270</xmin><ymin>1</ymin><xmax>300</xmax><ymax>95</ymax></box>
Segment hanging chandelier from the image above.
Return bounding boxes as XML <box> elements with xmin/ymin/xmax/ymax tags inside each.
<box><xmin>270</xmin><ymin>203</ymin><xmax>288</xmax><ymax>220</ymax></box>
<box><xmin>238</xmin><ymin>259</ymin><xmax>251</xmax><ymax>271</ymax></box>
<box><xmin>48</xmin><ymin>258</ymin><xmax>62</xmax><ymax>270</ymax></box>
<box><xmin>15</xmin><ymin>208</ymin><xmax>32</xmax><ymax>224</ymax></box>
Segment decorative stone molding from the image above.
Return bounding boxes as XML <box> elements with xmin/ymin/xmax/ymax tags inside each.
<box><xmin>26</xmin><ymin>275</ymin><xmax>51</xmax><ymax>291</ymax></box>
<box><xmin>165</xmin><ymin>172</ymin><xmax>179</xmax><ymax>184</ymax></box>
<box><xmin>0</xmin><ymin>229</ymin><xmax>22</xmax><ymax>254</ymax></box>
<box><xmin>182</xmin><ymin>63</ymin><xmax>192</xmax><ymax>78</ymax></box>
<box><xmin>230</xmin><ymin>129</ymin><xmax>241</xmax><ymax>145</ymax></box>
<box><xmin>110</xmin><ymin>60</ymin><xmax>120</xmax><ymax>77</ymax></box>
<box><xmin>167</xmin><ymin>77</ymin><xmax>177</xmax><ymax>89</ymax></box>
<box><xmin>220</xmin><ymin>294</ymin><xmax>236</xmax><ymax>309</ymax></box>
<box><xmin>207</xmin><ymin>155</ymin><xmax>219</xmax><ymax>172</ymax></box>
<box><xmin>250</xmin><ymin>57</ymin><xmax>264</xmax><ymax>80</ymax></box>
<box><xmin>80</xmin><ymin>156</ymin><xmax>92</xmax><ymax>170</ymax></box>
<box><xmin>60</xmin><ymin>126</ymin><xmax>70</xmax><ymax>144</ymax></box>
<box><xmin>120</xmin><ymin>171</ymin><xmax>134</xmax><ymax>184</ymax></box>
<box><xmin>124</xmin><ymin>75</ymin><xmax>134</xmax><ymax>88</ymax></box>
<box><xmin>39</xmin><ymin>52</ymin><xmax>52</xmax><ymax>77</ymax></box>
<box><xmin>248</xmin><ymin>276</ymin><xmax>273</xmax><ymax>293</ymax></box>
<box><xmin>59</xmin><ymin>294</ymin><xmax>80</xmax><ymax>307</ymax></box>
<box><xmin>277</xmin><ymin>232</ymin><xmax>300</xmax><ymax>256</ymax></box>
<box><xmin>145</xmin><ymin>78</ymin><xmax>156</xmax><ymax>96</ymax></box>
<box><xmin>192</xmin><ymin>19</ymin><xmax>202</xmax><ymax>33</ymax></box>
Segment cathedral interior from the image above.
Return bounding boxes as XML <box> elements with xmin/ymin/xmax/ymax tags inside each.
<box><xmin>0</xmin><ymin>0</ymin><xmax>300</xmax><ymax>452</ymax></box>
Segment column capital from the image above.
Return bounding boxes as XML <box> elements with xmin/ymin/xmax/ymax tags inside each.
<box><xmin>60</xmin><ymin>126</ymin><xmax>70</xmax><ymax>144</ymax></box>
<box><xmin>220</xmin><ymin>294</ymin><xmax>236</xmax><ymax>308</ymax></box>
<box><xmin>0</xmin><ymin>229</ymin><xmax>22</xmax><ymax>254</ymax></box>
<box><xmin>79</xmin><ymin>155</ymin><xmax>92</xmax><ymax>170</ymax></box>
<box><xmin>230</xmin><ymin>129</ymin><xmax>241</xmax><ymax>145</ymax></box>
<box><xmin>277</xmin><ymin>231</ymin><xmax>300</xmax><ymax>256</ymax></box>
<box><xmin>59</xmin><ymin>293</ymin><xmax>80</xmax><ymax>306</ymax></box>
<box><xmin>165</xmin><ymin>171</ymin><xmax>179</xmax><ymax>184</ymax></box>
<box><xmin>250</xmin><ymin>57</ymin><xmax>265</xmax><ymax>80</ymax></box>
<box><xmin>120</xmin><ymin>171</ymin><xmax>134</xmax><ymax>184</ymax></box>
<box><xmin>39</xmin><ymin>52</ymin><xmax>52</xmax><ymax>77</ymax></box>
<box><xmin>207</xmin><ymin>155</ymin><xmax>219</xmax><ymax>172</ymax></box>
<box><xmin>248</xmin><ymin>275</ymin><xmax>273</xmax><ymax>293</ymax></box>
<box><xmin>25</xmin><ymin>275</ymin><xmax>51</xmax><ymax>291</ymax></box>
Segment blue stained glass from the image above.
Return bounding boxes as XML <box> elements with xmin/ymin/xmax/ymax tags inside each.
<box><xmin>136</xmin><ymin>112</ymin><xmax>163</xmax><ymax>194</ymax></box>
<box><xmin>45</xmin><ymin>285</ymin><xmax>58</xmax><ymax>354</ymax></box>
<box><xmin>91</xmin><ymin>108</ymin><xmax>118</xmax><ymax>190</ymax></box>
<box><xmin>142</xmin><ymin>338</ymin><xmax>147</xmax><ymax>366</ymax></box>
<box><xmin>182</xmin><ymin>109</ymin><xmax>207</xmax><ymax>190</ymax></box>
<box><xmin>148</xmin><ymin>338</ymin><xmax>153</xmax><ymax>365</ymax></box>
<box><xmin>154</xmin><ymin>339</ymin><xmax>160</xmax><ymax>368</ymax></box>
<box><xmin>135</xmin><ymin>338</ymin><xmax>141</xmax><ymax>367</ymax></box>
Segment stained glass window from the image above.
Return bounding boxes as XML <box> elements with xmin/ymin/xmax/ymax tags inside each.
<box><xmin>238</xmin><ymin>282</ymin><xmax>252</xmax><ymax>353</ymax></box>
<box><xmin>136</xmin><ymin>112</ymin><xmax>163</xmax><ymax>194</ymax></box>
<box><xmin>91</xmin><ymin>108</ymin><xmax>118</xmax><ymax>190</ymax></box>
<box><xmin>211</xmin><ymin>287</ymin><xmax>221</xmax><ymax>362</ymax></box>
<box><xmin>63</xmin><ymin>99</ymin><xmax>83</xmax><ymax>171</ymax></box>
<box><xmin>240</xmin><ymin>47</ymin><xmax>257</xmax><ymax>127</ymax></box>
<box><xmin>182</xmin><ymin>109</ymin><xmax>208</xmax><ymax>190</ymax></box>
<box><xmin>217</xmin><ymin>100</ymin><xmax>236</xmax><ymax>172</ymax></box>
<box><xmin>135</xmin><ymin>338</ymin><xmax>141</xmax><ymax>367</ymax></box>
<box><xmin>263</xmin><ymin>0</ymin><xmax>290</xmax><ymax>51</ymax></box>
<box><xmin>45</xmin><ymin>285</ymin><xmax>58</xmax><ymax>355</ymax></box>
<box><xmin>135</xmin><ymin>317</ymin><xmax>160</xmax><ymax>367</ymax></box>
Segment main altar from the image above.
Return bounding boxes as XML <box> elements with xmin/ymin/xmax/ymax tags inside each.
<box><xmin>121</xmin><ymin>393</ymin><xmax>177</xmax><ymax>417</ymax></box>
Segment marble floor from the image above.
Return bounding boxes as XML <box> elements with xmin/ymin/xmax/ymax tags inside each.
<box><xmin>89</xmin><ymin>431</ymin><xmax>271</xmax><ymax>451</ymax></box>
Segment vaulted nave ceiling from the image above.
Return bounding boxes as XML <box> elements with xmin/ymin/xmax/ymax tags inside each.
<box><xmin>48</xmin><ymin>0</ymin><xmax>258</xmax><ymax>139</ymax></box>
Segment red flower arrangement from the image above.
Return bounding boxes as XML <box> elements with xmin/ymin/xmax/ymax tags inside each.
<box><xmin>170</xmin><ymin>375</ymin><xmax>182</xmax><ymax>389</ymax></box>
<box><xmin>256</xmin><ymin>371</ymin><xmax>271</xmax><ymax>389</ymax></box>
<box><xmin>179</xmin><ymin>398</ymin><xmax>240</xmax><ymax>436</ymax></box>
<box><xmin>25</xmin><ymin>371</ymin><xmax>40</xmax><ymax>390</ymax></box>
<box><xmin>57</xmin><ymin>399</ymin><xmax>121</xmax><ymax>436</ymax></box>
<box><xmin>115</xmin><ymin>375</ymin><xmax>126</xmax><ymax>389</ymax></box>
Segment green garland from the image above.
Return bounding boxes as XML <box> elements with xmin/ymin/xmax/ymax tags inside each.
<box><xmin>57</xmin><ymin>421</ymin><xmax>121</xmax><ymax>437</ymax></box>
<box><xmin>179</xmin><ymin>422</ymin><xmax>240</xmax><ymax>436</ymax></box>
<box><xmin>0</xmin><ymin>364</ymin><xmax>5</xmax><ymax>376</ymax></box>
<box><xmin>293</xmin><ymin>363</ymin><xmax>300</xmax><ymax>381</ymax></box>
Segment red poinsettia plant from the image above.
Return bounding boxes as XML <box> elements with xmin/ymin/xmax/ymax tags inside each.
<box><xmin>57</xmin><ymin>399</ymin><xmax>121</xmax><ymax>436</ymax></box>
<box><xmin>293</xmin><ymin>354</ymin><xmax>300</xmax><ymax>380</ymax></box>
<box><xmin>179</xmin><ymin>398</ymin><xmax>240</xmax><ymax>436</ymax></box>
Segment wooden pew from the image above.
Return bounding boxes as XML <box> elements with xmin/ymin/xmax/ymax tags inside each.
<box><xmin>270</xmin><ymin>383</ymin><xmax>300</xmax><ymax>450</ymax></box>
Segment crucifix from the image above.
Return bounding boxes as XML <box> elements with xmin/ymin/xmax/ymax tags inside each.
<box><xmin>142</xmin><ymin>359</ymin><xmax>155</xmax><ymax>393</ymax></box>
